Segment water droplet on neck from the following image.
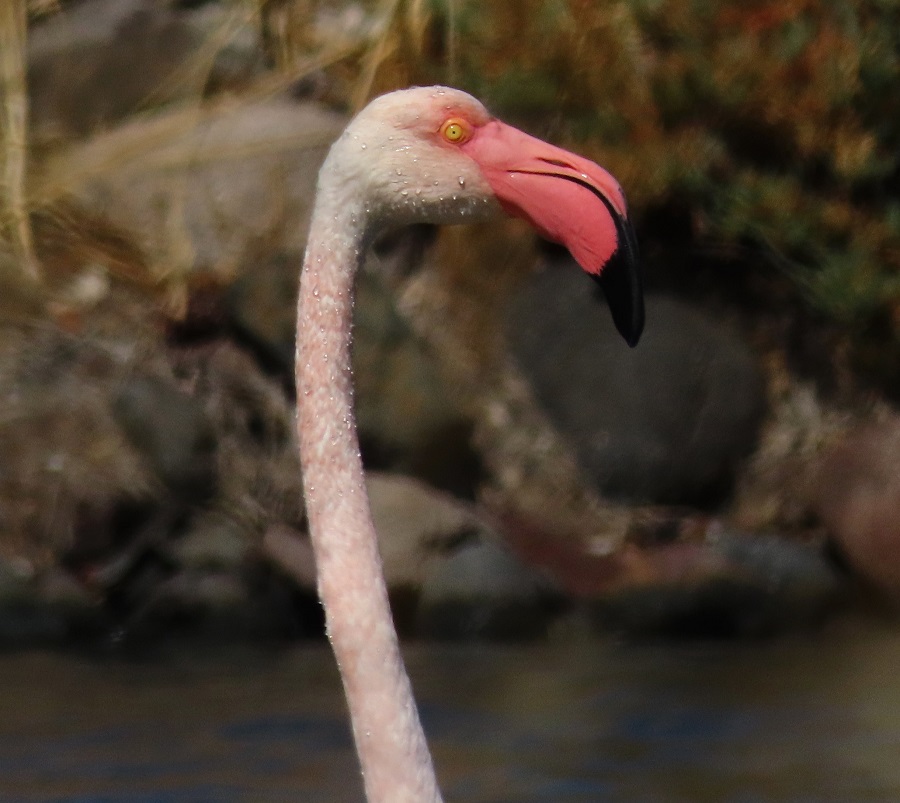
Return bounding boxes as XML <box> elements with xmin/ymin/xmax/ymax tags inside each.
<box><xmin>360</xmin><ymin>143</ymin><xmax>367</xmax><ymax>150</ymax></box>
<box><xmin>458</xmin><ymin>176</ymin><xmax>466</xmax><ymax>187</ymax></box>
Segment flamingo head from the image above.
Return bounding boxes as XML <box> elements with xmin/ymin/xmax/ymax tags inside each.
<box><xmin>325</xmin><ymin>86</ymin><xmax>643</xmax><ymax>346</ymax></box>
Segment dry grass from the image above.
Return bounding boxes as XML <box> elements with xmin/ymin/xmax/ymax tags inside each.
<box><xmin>33</xmin><ymin>99</ymin><xmax>339</xmax><ymax>206</ymax></box>
<box><xmin>0</xmin><ymin>0</ymin><xmax>38</xmax><ymax>280</ymax></box>
<box><xmin>1</xmin><ymin>0</ymin><xmax>441</xmax><ymax>296</ymax></box>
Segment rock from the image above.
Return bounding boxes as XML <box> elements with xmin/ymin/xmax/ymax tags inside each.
<box><xmin>168</xmin><ymin>511</ymin><xmax>250</xmax><ymax>572</ymax></box>
<box><xmin>114</xmin><ymin>376</ymin><xmax>217</xmax><ymax>502</ymax></box>
<box><xmin>263</xmin><ymin>472</ymin><xmax>516</xmax><ymax>637</ymax></box>
<box><xmin>265</xmin><ymin>474</ymin><xmax>549</xmax><ymax>641</ymax></box>
<box><xmin>228</xmin><ymin>259</ymin><xmax>477</xmax><ymax>491</ymax></box>
<box><xmin>263</xmin><ymin>523</ymin><xmax>317</xmax><ymax>589</ymax></box>
<box><xmin>353</xmin><ymin>271</ymin><xmax>479</xmax><ymax>489</ymax></box>
<box><xmin>226</xmin><ymin>253</ymin><xmax>299</xmax><ymax>371</ymax></box>
<box><xmin>28</xmin><ymin>0</ymin><xmax>265</xmax><ymax>140</ymax></box>
<box><xmin>0</xmin><ymin>321</ymin><xmax>158</xmax><ymax>565</ymax></box>
<box><xmin>125</xmin><ymin>569</ymin><xmax>248</xmax><ymax>641</ymax></box>
<box><xmin>367</xmin><ymin>473</ymin><xmax>489</xmax><ymax>589</ymax></box>
<box><xmin>0</xmin><ymin>556</ymin><xmax>36</xmax><ymax>606</ymax></box>
<box><xmin>116</xmin><ymin>560</ymin><xmax>322</xmax><ymax>646</ymax></box>
<box><xmin>507</xmin><ymin>261</ymin><xmax>766</xmax><ymax>506</ymax></box>
<box><xmin>263</xmin><ymin>472</ymin><xmax>493</xmax><ymax>596</ymax></box>
<box><xmin>591</xmin><ymin>529</ymin><xmax>844</xmax><ymax>638</ymax></box>
<box><xmin>0</xmin><ymin>559</ymin><xmax>99</xmax><ymax>646</ymax></box>
<box><xmin>417</xmin><ymin>539</ymin><xmax>560</xmax><ymax>641</ymax></box>
<box><xmin>730</xmin><ymin>380</ymin><xmax>853</xmax><ymax>533</ymax></box>
<box><xmin>43</xmin><ymin>98</ymin><xmax>346</xmax><ymax>274</ymax></box>
<box><xmin>171</xmin><ymin>343</ymin><xmax>304</xmax><ymax>531</ymax></box>
<box><xmin>813</xmin><ymin>416</ymin><xmax>900</xmax><ymax>603</ymax></box>
<box><xmin>498</xmin><ymin>511</ymin><xmax>843</xmax><ymax>638</ymax></box>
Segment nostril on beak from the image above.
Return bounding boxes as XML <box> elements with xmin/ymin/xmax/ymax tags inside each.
<box><xmin>538</xmin><ymin>157</ymin><xmax>576</xmax><ymax>169</ymax></box>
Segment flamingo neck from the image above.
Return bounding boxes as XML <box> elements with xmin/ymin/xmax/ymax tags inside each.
<box><xmin>296</xmin><ymin>194</ymin><xmax>443</xmax><ymax>803</ymax></box>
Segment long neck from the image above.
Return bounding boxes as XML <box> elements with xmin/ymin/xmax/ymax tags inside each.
<box><xmin>296</xmin><ymin>189</ymin><xmax>443</xmax><ymax>803</ymax></box>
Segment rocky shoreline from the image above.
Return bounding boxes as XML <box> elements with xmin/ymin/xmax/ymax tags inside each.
<box><xmin>1</xmin><ymin>0</ymin><xmax>898</xmax><ymax>651</ymax></box>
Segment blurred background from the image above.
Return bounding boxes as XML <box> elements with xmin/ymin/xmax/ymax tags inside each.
<box><xmin>0</xmin><ymin>1</ymin><xmax>899</xmax><ymax>801</ymax></box>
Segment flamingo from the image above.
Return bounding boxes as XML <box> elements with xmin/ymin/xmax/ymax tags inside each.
<box><xmin>296</xmin><ymin>86</ymin><xmax>642</xmax><ymax>803</ymax></box>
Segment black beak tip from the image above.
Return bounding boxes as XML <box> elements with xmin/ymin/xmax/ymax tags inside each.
<box><xmin>594</xmin><ymin>216</ymin><xmax>644</xmax><ymax>348</ymax></box>
<box><xmin>622</xmin><ymin>317</ymin><xmax>644</xmax><ymax>348</ymax></box>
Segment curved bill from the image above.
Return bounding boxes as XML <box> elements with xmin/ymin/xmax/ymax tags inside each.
<box><xmin>462</xmin><ymin>120</ymin><xmax>644</xmax><ymax>347</ymax></box>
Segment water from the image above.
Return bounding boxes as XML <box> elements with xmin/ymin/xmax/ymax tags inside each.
<box><xmin>0</xmin><ymin>619</ymin><xmax>899</xmax><ymax>802</ymax></box>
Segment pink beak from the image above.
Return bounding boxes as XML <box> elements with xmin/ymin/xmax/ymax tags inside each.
<box><xmin>462</xmin><ymin>120</ymin><xmax>643</xmax><ymax>346</ymax></box>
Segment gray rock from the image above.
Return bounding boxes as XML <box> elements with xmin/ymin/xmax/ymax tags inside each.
<box><xmin>813</xmin><ymin>416</ymin><xmax>900</xmax><ymax>604</ymax></box>
<box><xmin>38</xmin><ymin>567</ymin><xmax>96</xmax><ymax>612</ymax></box>
<box><xmin>353</xmin><ymin>271</ymin><xmax>477</xmax><ymax>485</ymax></box>
<box><xmin>28</xmin><ymin>0</ymin><xmax>265</xmax><ymax>140</ymax></box>
<box><xmin>45</xmin><ymin>98</ymin><xmax>345</xmax><ymax>273</ymax></box>
<box><xmin>0</xmin><ymin>560</ymin><xmax>98</xmax><ymax>646</ymax></box>
<box><xmin>126</xmin><ymin>569</ymin><xmax>249</xmax><ymax>641</ymax></box>
<box><xmin>508</xmin><ymin>261</ymin><xmax>766</xmax><ymax>505</ymax></box>
<box><xmin>168</xmin><ymin>512</ymin><xmax>250</xmax><ymax>572</ymax></box>
<box><xmin>120</xmin><ymin>563</ymin><xmax>318</xmax><ymax>645</ymax></box>
<box><xmin>0</xmin><ymin>557</ymin><xmax>34</xmax><ymax>605</ymax></box>
<box><xmin>114</xmin><ymin>376</ymin><xmax>217</xmax><ymax>501</ymax></box>
<box><xmin>264</xmin><ymin>473</ymin><xmax>494</xmax><ymax>595</ymax></box>
<box><xmin>263</xmin><ymin>523</ymin><xmax>317</xmax><ymax>589</ymax></box>
<box><xmin>367</xmin><ymin>472</ymin><xmax>487</xmax><ymax>590</ymax></box>
<box><xmin>592</xmin><ymin>530</ymin><xmax>844</xmax><ymax>638</ymax></box>
<box><xmin>228</xmin><ymin>259</ymin><xmax>476</xmax><ymax>488</ymax></box>
<box><xmin>417</xmin><ymin>539</ymin><xmax>560</xmax><ymax>641</ymax></box>
<box><xmin>227</xmin><ymin>253</ymin><xmax>299</xmax><ymax>370</ymax></box>
<box><xmin>0</xmin><ymin>322</ymin><xmax>158</xmax><ymax>564</ymax></box>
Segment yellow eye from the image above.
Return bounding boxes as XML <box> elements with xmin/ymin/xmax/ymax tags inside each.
<box><xmin>440</xmin><ymin>118</ymin><xmax>469</xmax><ymax>143</ymax></box>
